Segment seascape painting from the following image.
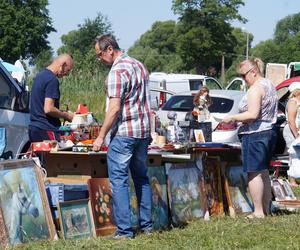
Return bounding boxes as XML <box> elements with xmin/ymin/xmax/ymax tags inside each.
<box><xmin>0</xmin><ymin>164</ymin><xmax>50</xmax><ymax>245</ymax></box>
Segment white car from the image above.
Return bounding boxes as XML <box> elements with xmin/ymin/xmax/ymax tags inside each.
<box><xmin>226</xmin><ymin>77</ymin><xmax>246</xmax><ymax>92</ymax></box>
<box><xmin>155</xmin><ymin>90</ymin><xmax>246</xmax><ymax>143</ymax></box>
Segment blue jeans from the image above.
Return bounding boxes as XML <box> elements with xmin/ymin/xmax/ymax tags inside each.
<box><xmin>107</xmin><ymin>136</ymin><xmax>152</xmax><ymax>236</ymax></box>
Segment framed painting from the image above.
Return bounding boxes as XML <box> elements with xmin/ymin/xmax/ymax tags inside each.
<box><xmin>167</xmin><ymin>162</ymin><xmax>205</xmax><ymax>226</ymax></box>
<box><xmin>58</xmin><ymin>199</ymin><xmax>95</xmax><ymax>240</ymax></box>
<box><xmin>281</xmin><ymin>179</ymin><xmax>296</xmax><ymax>200</ymax></box>
<box><xmin>203</xmin><ymin>157</ymin><xmax>224</xmax><ymax>216</ymax></box>
<box><xmin>147</xmin><ymin>166</ymin><xmax>169</xmax><ymax>230</ymax></box>
<box><xmin>271</xmin><ymin>179</ymin><xmax>286</xmax><ymax>201</ymax></box>
<box><xmin>224</xmin><ymin>164</ymin><xmax>253</xmax><ymax>215</ymax></box>
<box><xmin>128</xmin><ymin>173</ymin><xmax>139</xmax><ymax>229</ymax></box>
<box><xmin>0</xmin><ymin>159</ymin><xmax>57</xmax><ymax>248</ymax></box>
<box><xmin>87</xmin><ymin>178</ymin><xmax>116</xmax><ymax>236</ymax></box>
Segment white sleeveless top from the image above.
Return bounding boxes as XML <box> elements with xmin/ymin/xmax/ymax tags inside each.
<box><xmin>285</xmin><ymin>98</ymin><xmax>300</xmax><ymax>130</ymax></box>
<box><xmin>238</xmin><ymin>78</ymin><xmax>278</xmax><ymax>134</ymax></box>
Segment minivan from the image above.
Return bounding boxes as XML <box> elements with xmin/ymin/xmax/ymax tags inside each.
<box><xmin>0</xmin><ymin>62</ymin><xmax>30</xmax><ymax>159</ymax></box>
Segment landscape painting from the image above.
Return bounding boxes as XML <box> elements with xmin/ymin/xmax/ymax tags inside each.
<box><xmin>167</xmin><ymin>162</ymin><xmax>205</xmax><ymax>226</ymax></box>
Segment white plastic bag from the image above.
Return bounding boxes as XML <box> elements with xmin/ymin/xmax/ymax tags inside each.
<box><xmin>288</xmin><ymin>137</ymin><xmax>300</xmax><ymax>178</ymax></box>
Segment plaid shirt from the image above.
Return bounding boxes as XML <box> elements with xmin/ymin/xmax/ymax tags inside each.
<box><xmin>106</xmin><ymin>53</ymin><xmax>151</xmax><ymax>138</ymax></box>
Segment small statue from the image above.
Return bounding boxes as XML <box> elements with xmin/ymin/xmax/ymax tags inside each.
<box><xmin>192</xmin><ymin>86</ymin><xmax>212</xmax><ymax>122</ymax></box>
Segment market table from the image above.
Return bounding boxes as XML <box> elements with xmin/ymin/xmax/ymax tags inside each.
<box><xmin>41</xmin><ymin>143</ymin><xmax>250</xmax><ymax>226</ymax></box>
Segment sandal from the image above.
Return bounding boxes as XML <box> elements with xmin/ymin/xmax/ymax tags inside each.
<box><xmin>245</xmin><ymin>213</ymin><xmax>265</xmax><ymax>219</ymax></box>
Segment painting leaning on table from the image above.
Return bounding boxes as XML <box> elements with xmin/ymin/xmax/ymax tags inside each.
<box><xmin>0</xmin><ymin>165</ymin><xmax>51</xmax><ymax>245</ymax></box>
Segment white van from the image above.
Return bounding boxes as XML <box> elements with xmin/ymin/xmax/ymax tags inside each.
<box><xmin>149</xmin><ymin>72</ymin><xmax>222</xmax><ymax>109</ymax></box>
<box><xmin>0</xmin><ymin>62</ymin><xmax>30</xmax><ymax>159</ymax></box>
<box><xmin>149</xmin><ymin>72</ymin><xmax>222</xmax><ymax>92</ymax></box>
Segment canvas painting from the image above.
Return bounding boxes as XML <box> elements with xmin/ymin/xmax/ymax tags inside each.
<box><xmin>88</xmin><ymin>178</ymin><xmax>116</xmax><ymax>236</ymax></box>
<box><xmin>128</xmin><ymin>173</ymin><xmax>139</xmax><ymax>229</ymax></box>
<box><xmin>281</xmin><ymin>179</ymin><xmax>296</xmax><ymax>200</ymax></box>
<box><xmin>0</xmin><ymin>159</ymin><xmax>56</xmax><ymax>247</ymax></box>
<box><xmin>194</xmin><ymin>129</ymin><xmax>205</xmax><ymax>143</ymax></box>
<box><xmin>167</xmin><ymin>162</ymin><xmax>205</xmax><ymax>225</ymax></box>
<box><xmin>271</xmin><ymin>179</ymin><xmax>286</xmax><ymax>201</ymax></box>
<box><xmin>58</xmin><ymin>199</ymin><xmax>95</xmax><ymax>240</ymax></box>
<box><xmin>147</xmin><ymin>166</ymin><xmax>169</xmax><ymax>230</ymax></box>
<box><xmin>225</xmin><ymin>165</ymin><xmax>253</xmax><ymax>214</ymax></box>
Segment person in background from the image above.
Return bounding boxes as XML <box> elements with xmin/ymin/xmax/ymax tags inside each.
<box><xmin>223</xmin><ymin>58</ymin><xmax>278</xmax><ymax>219</ymax></box>
<box><xmin>283</xmin><ymin>82</ymin><xmax>300</xmax><ymax>186</ymax></box>
<box><xmin>192</xmin><ymin>86</ymin><xmax>212</xmax><ymax>122</ymax></box>
<box><xmin>92</xmin><ymin>34</ymin><xmax>152</xmax><ymax>239</ymax></box>
<box><xmin>29</xmin><ymin>54</ymin><xmax>74</xmax><ymax>142</ymax></box>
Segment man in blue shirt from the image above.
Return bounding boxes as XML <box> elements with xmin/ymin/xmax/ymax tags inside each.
<box><xmin>29</xmin><ymin>54</ymin><xmax>74</xmax><ymax>142</ymax></box>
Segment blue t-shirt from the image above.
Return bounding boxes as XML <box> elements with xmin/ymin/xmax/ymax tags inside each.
<box><xmin>29</xmin><ymin>69</ymin><xmax>61</xmax><ymax>131</ymax></box>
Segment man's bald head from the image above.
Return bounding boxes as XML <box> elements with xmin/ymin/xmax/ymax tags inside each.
<box><xmin>48</xmin><ymin>53</ymin><xmax>73</xmax><ymax>78</ymax></box>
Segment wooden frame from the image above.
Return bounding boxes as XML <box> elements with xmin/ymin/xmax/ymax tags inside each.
<box><xmin>58</xmin><ymin>199</ymin><xmax>95</xmax><ymax>240</ymax></box>
<box><xmin>0</xmin><ymin>159</ymin><xmax>57</xmax><ymax>248</ymax></box>
<box><xmin>87</xmin><ymin>178</ymin><xmax>116</xmax><ymax>236</ymax></box>
<box><xmin>271</xmin><ymin>179</ymin><xmax>286</xmax><ymax>201</ymax></box>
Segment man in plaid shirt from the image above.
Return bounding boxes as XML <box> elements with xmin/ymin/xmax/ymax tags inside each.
<box><xmin>93</xmin><ymin>34</ymin><xmax>152</xmax><ymax>239</ymax></box>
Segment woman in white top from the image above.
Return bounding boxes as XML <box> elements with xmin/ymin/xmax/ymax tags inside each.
<box><xmin>283</xmin><ymin>82</ymin><xmax>300</xmax><ymax>186</ymax></box>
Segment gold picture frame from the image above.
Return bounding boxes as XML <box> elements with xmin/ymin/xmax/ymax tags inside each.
<box><xmin>58</xmin><ymin>199</ymin><xmax>96</xmax><ymax>240</ymax></box>
<box><xmin>0</xmin><ymin>159</ymin><xmax>57</xmax><ymax>248</ymax></box>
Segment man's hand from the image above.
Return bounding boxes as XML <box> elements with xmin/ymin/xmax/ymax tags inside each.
<box><xmin>65</xmin><ymin>111</ymin><xmax>74</xmax><ymax>122</ymax></box>
<box><xmin>93</xmin><ymin>136</ymin><xmax>104</xmax><ymax>152</ymax></box>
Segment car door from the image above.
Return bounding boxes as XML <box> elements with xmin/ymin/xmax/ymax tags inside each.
<box><xmin>0</xmin><ymin>65</ymin><xmax>30</xmax><ymax>158</ymax></box>
<box><xmin>204</xmin><ymin>77</ymin><xmax>222</xmax><ymax>89</ymax></box>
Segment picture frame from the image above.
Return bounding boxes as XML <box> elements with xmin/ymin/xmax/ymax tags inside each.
<box><xmin>58</xmin><ymin>199</ymin><xmax>95</xmax><ymax>240</ymax></box>
<box><xmin>224</xmin><ymin>164</ymin><xmax>253</xmax><ymax>216</ymax></box>
<box><xmin>167</xmin><ymin>162</ymin><xmax>206</xmax><ymax>225</ymax></box>
<box><xmin>281</xmin><ymin>179</ymin><xmax>296</xmax><ymax>200</ymax></box>
<box><xmin>87</xmin><ymin>178</ymin><xmax>116</xmax><ymax>236</ymax></box>
<box><xmin>271</xmin><ymin>179</ymin><xmax>286</xmax><ymax>201</ymax></box>
<box><xmin>0</xmin><ymin>159</ymin><xmax>57</xmax><ymax>248</ymax></box>
<box><xmin>194</xmin><ymin>129</ymin><xmax>205</xmax><ymax>143</ymax></box>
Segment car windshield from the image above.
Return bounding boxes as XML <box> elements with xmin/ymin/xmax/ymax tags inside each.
<box><xmin>161</xmin><ymin>95</ymin><xmax>234</xmax><ymax>113</ymax></box>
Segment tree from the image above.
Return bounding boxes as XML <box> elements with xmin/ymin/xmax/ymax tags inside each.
<box><xmin>274</xmin><ymin>12</ymin><xmax>300</xmax><ymax>44</ymax></box>
<box><xmin>58</xmin><ymin>13</ymin><xmax>112</xmax><ymax>56</ymax></box>
<box><xmin>251</xmin><ymin>40</ymin><xmax>281</xmax><ymax>64</ymax></box>
<box><xmin>172</xmin><ymin>0</ymin><xmax>246</xmax><ymax>74</ymax></box>
<box><xmin>128</xmin><ymin>21</ymin><xmax>183</xmax><ymax>73</ymax></box>
<box><xmin>0</xmin><ymin>0</ymin><xmax>55</xmax><ymax>63</ymax></box>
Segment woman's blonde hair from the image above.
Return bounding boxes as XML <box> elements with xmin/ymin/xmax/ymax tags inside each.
<box><xmin>238</xmin><ymin>58</ymin><xmax>265</xmax><ymax>76</ymax></box>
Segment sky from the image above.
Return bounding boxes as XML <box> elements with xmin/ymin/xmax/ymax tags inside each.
<box><xmin>47</xmin><ymin>0</ymin><xmax>300</xmax><ymax>53</ymax></box>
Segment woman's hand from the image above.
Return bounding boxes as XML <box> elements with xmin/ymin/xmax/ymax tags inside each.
<box><xmin>223</xmin><ymin>115</ymin><xmax>235</xmax><ymax>124</ymax></box>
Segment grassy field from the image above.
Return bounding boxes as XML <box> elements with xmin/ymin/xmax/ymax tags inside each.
<box><xmin>11</xmin><ymin>187</ymin><xmax>300</xmax><ymax>250</ymax></box>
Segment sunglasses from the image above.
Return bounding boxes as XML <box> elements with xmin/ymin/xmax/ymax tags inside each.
<box><xmin>240</xmin><ymin>67</ymin><xmax>254</xmax><ymax>79</ymax></box>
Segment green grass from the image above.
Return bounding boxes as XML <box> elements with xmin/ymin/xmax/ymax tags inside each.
<box><xmin>11</xmin><ymin>187</ymin><xmax>300</xmax><ymax>250</ymax></box>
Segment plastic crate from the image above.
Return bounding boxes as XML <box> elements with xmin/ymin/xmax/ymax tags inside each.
<box><xmin>45</xmin><ymin>183</ymin><xmax>64</xmax><ymax>207</ymax></box>
<box><xmin>45</xmin><ymin>183</ymin><xmax>89</xmax><ymax>208</ymax></box>
<box><xmin>64</xmin><ymin>184</ymin><xmax>89</xmax><ymax>201</ymax></box>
